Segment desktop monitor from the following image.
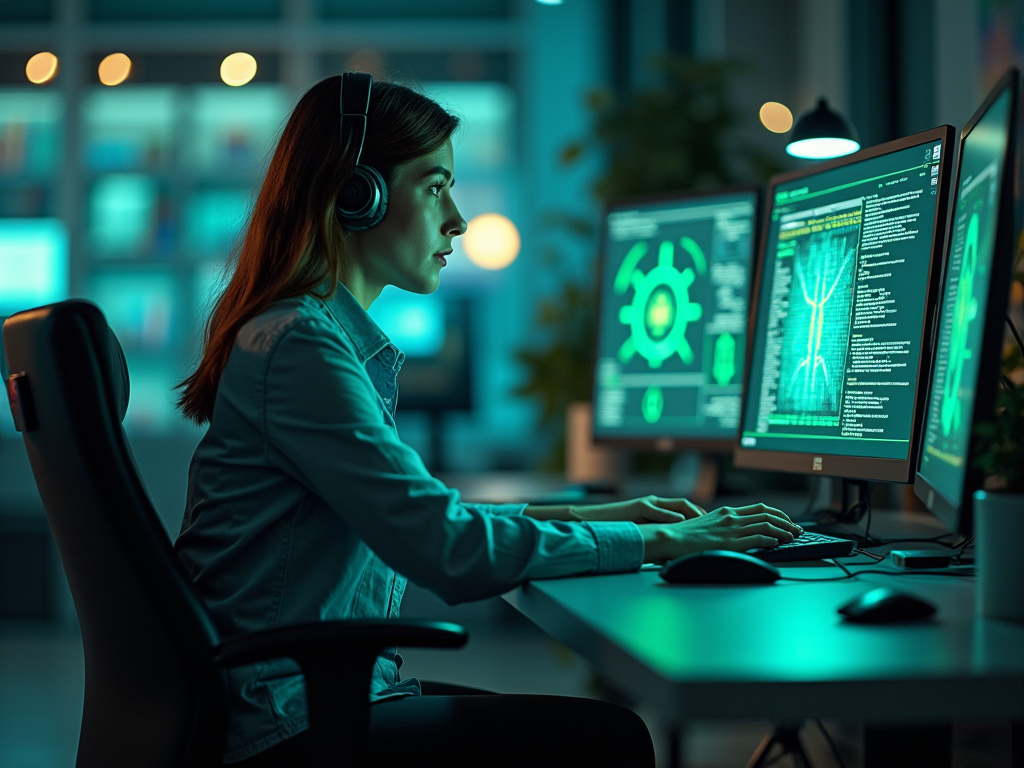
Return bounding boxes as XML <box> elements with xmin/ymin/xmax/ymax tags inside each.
<box><xmin>734</xmin><ymin>125</ymin><xmax>955</xmax><ymax>483</ymax></box>
<box><xmin>592</xmin><ymin>188</ymin><xmax>761</xmax><ymax>451</ymax></box>
<box><xmin>368</xmin><ymin>291</ymin><xmax>473</xmax><ymax>413</ymax></box>
<box><xmin>915</xmin><ymin>68</ymin><xmax>1021</xmax><ymax>535</ymax></box>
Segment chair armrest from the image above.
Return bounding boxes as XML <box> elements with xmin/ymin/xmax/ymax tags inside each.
<box><xmin>212</xmin><ymin>620</ymin><xmax>467</xmax><ymax>768</ymax></box>
<box><xmin>213</xmin><ymin>618</ymin><xmax>467</xmax><ymax>669</ymax></box>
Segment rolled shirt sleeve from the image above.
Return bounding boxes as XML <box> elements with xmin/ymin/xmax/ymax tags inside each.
<box><xmin>262</xmin><ymin>317</ymin><xmax>643</xmax><ymax>605</ymax></box>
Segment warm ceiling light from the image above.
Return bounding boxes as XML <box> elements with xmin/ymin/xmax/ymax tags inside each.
<box><xmin>463</xmin><ymin>213</ymin><xmax>521</xmax><ymax>271</ymax></box>
<box><xmin>759</xmin><ymin>101</ymin><xmax>793</xmax><ymax>133</ymax></box>
<box><xmin>220</xmin><ymin>52</ymin><xmax>258</xmax><ymax>87</ymax></box>
<box><xmin>98</xmin><ymin>53</ymin><xmax>131</xmax><ymax>86</ymax></box>
<box><xmin>26</xmin><ymin>52</ymin><xmax>58</xmax><ymax>85</ymax></box>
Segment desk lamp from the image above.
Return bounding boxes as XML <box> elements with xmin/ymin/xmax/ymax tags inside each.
<box><xmin>786</xmin><ymin>99</ymin><xmax>860</xmax><ymax>160</ymax></box>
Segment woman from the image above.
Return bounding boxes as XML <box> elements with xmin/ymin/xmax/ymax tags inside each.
<box><xmin>175</xmin><ymin>74</ymin><xmax>800</xmax><ymax>767</ymax></box>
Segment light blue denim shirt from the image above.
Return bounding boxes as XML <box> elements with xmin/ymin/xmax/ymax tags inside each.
<box><xmin>174</xmin><ymin>283</ymin><xmax>645</xmax><ymax>763</ymax></box>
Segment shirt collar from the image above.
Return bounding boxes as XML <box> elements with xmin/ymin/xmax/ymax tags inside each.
<box><xmin>320</xmin><ymin>282</ymin><xmax>393</xmax><ymax>364</ymax></box>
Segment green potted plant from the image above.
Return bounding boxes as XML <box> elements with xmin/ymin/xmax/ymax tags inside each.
<box><xmin>972</xmin><ymin>257</ymin><xmax>1024</xmax><ymax>622</ymax></box>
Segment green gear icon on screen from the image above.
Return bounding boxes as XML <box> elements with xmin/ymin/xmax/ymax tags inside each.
<box><xmin>713</xmin><ymin>333</ymin><xmax>736</xmax><ymax>386</ymax></box>
<box><xmin>614</xmin><ymin>238</ymin><xmax>705</xmax><ymax>368</ymax></box>
<box><xmin>940</xmin><ymin>212</ymin><xmax>980</xmax><ymax>436</ymax></box>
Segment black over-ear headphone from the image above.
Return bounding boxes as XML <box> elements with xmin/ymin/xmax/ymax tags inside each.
<box><xmin>336</xmin><ymin>72</ymin><xmax>388</xmax><ymax>230</ymax></box>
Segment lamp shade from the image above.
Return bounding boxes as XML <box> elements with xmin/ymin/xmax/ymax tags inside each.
<box><xmin>786</xmin><ymin>98</ymin><xmax>860</xmax><ymax>159</ymax></box>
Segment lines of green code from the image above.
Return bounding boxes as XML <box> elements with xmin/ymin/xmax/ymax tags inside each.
<box><xmin>919</xmin><ymin>90</ymin><xmax>1011</xmax><ymax>505</ymax></box>
<box><xmin>594</xmin><ymin>192</ymin><xmax>757</xmax><ymax>440</ymax></box>
<box><xmin>740</xmin><ymin>140</ymin><xmax>944</xmax><ymax>460</ymax></box>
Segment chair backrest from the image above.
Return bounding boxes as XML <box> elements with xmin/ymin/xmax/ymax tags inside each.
<box><xmin>2</xmin><ymin>300</ymin><xmax>226</xmax><ymax>768</ymax></box>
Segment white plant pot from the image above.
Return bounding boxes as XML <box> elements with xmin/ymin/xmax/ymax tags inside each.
<box><xmin>975</xmin><ymin>490</ymin><xmax>1024</xmax><ymax>622</ymax></box>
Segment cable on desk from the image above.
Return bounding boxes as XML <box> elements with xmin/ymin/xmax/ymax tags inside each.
<box><xmin>815</xmin><ymin>719</ymin><xmax>849</xmax><ymax>768</ymax></box>
<box><xmin>1008</xmin><ymin>314</ymin><xmax>1024</xmax><ymax>357</ymax></box>
<box><xmin>779</xmin><ymin>559</ymin><xmax>857</xmax><ymax>582</ymax></box>
<box><xmin>952</xmin><ymin>535</ymin><xmax>975</xmax><ymax>563</ymax></box>
<box><xmin>779</xmin><ymin>559</ymin><xmax>975</xmax><ymax>582</ymax></box>
<box><xmin>853</xmin><ymin>548</ymin><xmax>886</xmax><ymax>563</ymax></box>
<box><xmin>819</xmin><ymin>493</ymin><xmax>962</xmax><ymax>550</ymax></box>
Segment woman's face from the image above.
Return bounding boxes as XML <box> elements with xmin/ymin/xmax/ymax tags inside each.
<box><xmin>347</xmin><ymin>139</ymin><xmax>466</xmax><ymax>301</ymax></box>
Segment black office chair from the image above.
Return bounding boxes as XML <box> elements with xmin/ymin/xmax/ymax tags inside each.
<box><xmin>1</xmin><ymin>299</ymin><xmax>467</xmax><ymax>768</ymax></box>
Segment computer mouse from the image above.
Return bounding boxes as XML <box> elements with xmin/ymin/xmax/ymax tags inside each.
<box><xmin>659</xmin><ymin>550</ymin><xmax>781</xmax><ymax>585</ymax></box>
<box><xmin>838</xmin><ymin>587</ymin><xmax>937</xmax><ymax>624</ymax></box>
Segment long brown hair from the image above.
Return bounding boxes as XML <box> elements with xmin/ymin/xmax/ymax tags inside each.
<box><xmin>177</xmin><ymin>76</ymin><xmax>459</xmax><ymax>424</ymax></box>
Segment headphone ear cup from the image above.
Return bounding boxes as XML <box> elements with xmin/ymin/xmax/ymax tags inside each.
<box><xmin>336</xmin><ymin>164</ymin><xmax>388</xmax><ymax>230</ymax></box>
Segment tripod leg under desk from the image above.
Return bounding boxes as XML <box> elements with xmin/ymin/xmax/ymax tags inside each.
<box><xmin>863</xmin><ymin>725</ymin><xmax>952</xmax><ymax>768</ymax></box>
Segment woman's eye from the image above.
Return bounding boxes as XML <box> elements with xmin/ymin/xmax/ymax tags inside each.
<box><xmin>427</xmin><ymin>184</ymin><xmax>443</xmax><ymax>197</ymax></box>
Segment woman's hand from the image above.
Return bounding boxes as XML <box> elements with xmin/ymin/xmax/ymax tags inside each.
<box><xmin>638</xmin><ymin>504</ymin><xmax>802</xmax><ymax>563</ymax></box>
<box><xmin>572</xmin><ymin>496</ymin><xmax>706</xmax><ymax>525</ymax></box>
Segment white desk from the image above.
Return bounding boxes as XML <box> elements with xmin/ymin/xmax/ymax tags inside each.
<box><xmin>502</xmin><ymin>527</ymin><xmax>1024</xmax><ymax>767</ymax></box>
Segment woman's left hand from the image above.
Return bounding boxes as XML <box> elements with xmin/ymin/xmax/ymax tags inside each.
<box><xmin>571</xmin><ymin>495</ymin><xmax>706</xmax><ymax>525</ymax></box>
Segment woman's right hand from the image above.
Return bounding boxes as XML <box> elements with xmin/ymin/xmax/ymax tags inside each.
<box><xmin>638</xmin><ymin>504</ymin><xmax>802</xmax><ymax>563</ymax></box>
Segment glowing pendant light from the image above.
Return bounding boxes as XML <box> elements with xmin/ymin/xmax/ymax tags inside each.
<box><xmin>786</xmin><ymin>99</ymin><xmax>860</xmax><ymax>160</ymax></box>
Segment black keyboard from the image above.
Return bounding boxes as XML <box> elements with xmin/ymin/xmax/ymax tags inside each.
<box><xmin>749</xmin><ymin>530</ymin><xmax>856</xmax><ymax>562</ymax></box>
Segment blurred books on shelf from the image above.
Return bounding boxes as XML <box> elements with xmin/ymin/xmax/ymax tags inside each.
<box><xmin>0</xmin><ymin>91</ymin><xmax>63</xmax><ymax>179</ymax></box>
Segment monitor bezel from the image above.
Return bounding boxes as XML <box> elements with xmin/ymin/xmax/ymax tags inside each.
<box><xmin>913</xmin><ymin>67</ymin><xmax>1021</xmax><ymax>534</ymax></box>
<box><xmin>590</xmin><ymin>185</ymin><xmax>763</xmax><ymax>454</ymax></box>
<box><xmin>733</xmin><ymin>125</ymin><xmax>956</xmax><ymax>483</ymax></box>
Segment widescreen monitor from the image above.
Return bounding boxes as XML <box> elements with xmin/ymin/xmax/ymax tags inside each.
<box><xmin>915</xmin><ymin>68</ymin><xmax>1020</xmax><ymax>534</ymax></box>
<box><xmin>592</xmin><ymin>188</ymin><xmax>760</xmax><ymax>451</ymax></box>
<box><xmin>735</xmin><ymin>126</ymin><xmax>955</xmax><ymax>483</ymax></box>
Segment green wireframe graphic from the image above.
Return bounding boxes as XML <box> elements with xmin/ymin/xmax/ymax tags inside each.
<box><xmin>777</xmin><ymin>227</ymin><xmax>857</xmax><ymax>417</ymax></box>
<box><xmin>940</xmin><ymin>212</ymin><xmax>980</xmax><ymax>436</ymax></box>
<box><xmin>615</xmin><ymin>238</ymin><xmax>704</xmax><ymax>368</ymax></box>
<box><xmin>713</xmin><ymin>333</ymin><xmax>736</xmax><ymax>386</ymax></box>
<box><xmin>642</xmin><ymin>386</ymin><xmax>664</xmax><ymax>423</ymax></box>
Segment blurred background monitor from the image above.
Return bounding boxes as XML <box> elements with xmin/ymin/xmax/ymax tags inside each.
<box><xmin>0</xmin><ymin>218</ymin><xmax>69</xmax><ymax>319</ymax></box>
<box><xmin>915</xmin><ymin>68</ymin><xmax>1021</xmax><ymax>535</ymax></box>
<box><xmin>368</xmin><ymin>289</ymin><xmax>473</xmax><ymax>414</ymax></box>
<box><xmin>735</xmin><ymin>126</ymin><xmax>955</xmax><ymax>483</ymax></box>
<box><xmin>591</xmin><ymin>188</ymin><xmax>760</xmax><ymax>452</ymax></box>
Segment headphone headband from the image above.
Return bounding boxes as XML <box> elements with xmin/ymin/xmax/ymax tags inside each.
<box><xmin>340</xmin><ymin>72</ymin><xmax>372</xmax><ymax>169</ymax></box>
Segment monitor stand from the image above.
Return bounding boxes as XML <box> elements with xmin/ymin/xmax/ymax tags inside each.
<box><xmin>803</xmin><ymin>478</ymin><xmax>873</xmax><ymax>525</ymax></box>
<box><xmin>668</xmin><ymin>451</ymin><xmax>718</xmax><ymax>506</ymax></box>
